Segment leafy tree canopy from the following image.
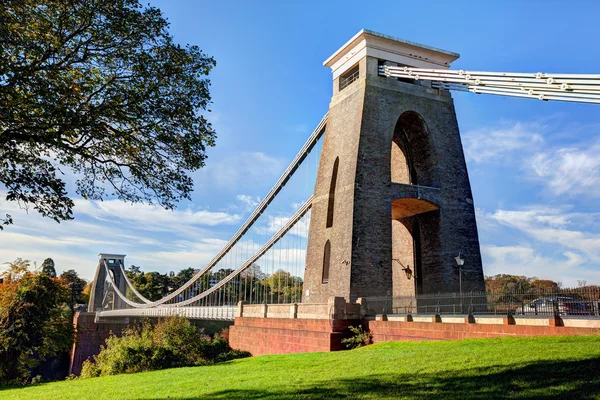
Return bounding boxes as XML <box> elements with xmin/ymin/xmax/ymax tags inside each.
<box><xmin>1</xmin><ymin>257</ymin><xmax>30</xmax><ymax>281</ymax></box>
<box><xmin>0</xmin><ymin>261</ymin><xmax>74</xmax><ymax>386</ymax></box>
<box><xmin>41</xmin><ymin>257</ymin><xmax>56</xmax><ymax>278</ymax></box>
<box><xmin>485</xmin><ymin>274</ymin><xmax>562</xmax><ymax>293</ymax></box>
<box><xmin>59</xmin><ymin>269</ymin><xmax>87</xmax><ymax>305</ymax></box>
<box><xmin>0</xmin><ymin>0</ymin><xmax>216</xmax><ymax>229</ymax></box>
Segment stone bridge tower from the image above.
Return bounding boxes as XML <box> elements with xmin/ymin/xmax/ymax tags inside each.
<box><xmin>87</xmin><ymin>253</ymin><xmax>127</xmax><ymax>312</ymax></box>
<box><xmin>303</xmin><ymin>30</ymin><xmax>485</xmax><ymax>305</ymax></box>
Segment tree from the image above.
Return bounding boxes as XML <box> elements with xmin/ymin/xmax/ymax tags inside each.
<box><xmin>485</xmin><ymin>274</ymin><xmax>562</xmax><ymax>293</ymax></box>
<box><xmin>59</xmin><ymin>269</ymin><xmax>87</xmax><ymax>306</ymax></box>
<box><xmin>40</xmin><ymin>258</ymin><xmax>56</xmax><ymax>278</ymax></box>
<box><xmin>81</xmin><ymin>282</ymin><xmax>92</xmax><ymax>305</ymax></box>
<box><xmin>1</xmin><ymin>257</ymin><xmax>31</xmax><ymax>281</ymax></box>
<box><xmin>485</xmin><ymin>274</ymin><xmax>532</xmax><ymax>293</ymax></box>
<box><xmin>530</xmin><ymin>279</ymin><xmax>560</xmax><ymax>292</ymax></box>
<box><xmin>267</xmin><ymin>270</ymin><xmax>303</xmax><ymax>303</ymax></box>
<box><xmin>170</xmin><ymin>267</ymin><xmax>196</xmax><ymax>290</ymax></box>
<box><xmin>0</xmin><ymin>269</ymin><xmax>74</xmax><ymax>385</ymax></box>
<box><xmin>130</xmin><ymin>271</ymin><xmax>170</xmax><ymax>301</ymax></box>
<box><xmin>126</xmin><ymin>264</ymin><xmax>143</xmax><ymax>278</ymax></box>
<box><xmin>0</xmin><ymin>0</ymin><xmax>216</xmax><ymax>229</ymax></box>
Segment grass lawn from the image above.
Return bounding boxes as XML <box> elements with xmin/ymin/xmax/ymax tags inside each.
<box><xmin>2</xmin><ymin>335</ymin><xmax>600</xmax><ymax>399</ymax></box>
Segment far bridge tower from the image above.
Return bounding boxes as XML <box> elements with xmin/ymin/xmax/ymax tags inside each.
<box><xmin>88</xmin><ymin>253</ymin><xmax>127</xmax><ymax>312</ymax></box>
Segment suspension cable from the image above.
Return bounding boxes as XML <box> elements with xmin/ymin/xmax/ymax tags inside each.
<box><xmin>379</xmin><ymin>65</ymin><xmax>600</xmax><ymax>104</ymax></box>
<box><xmin>109</xmin><ymin>115</ymin><xmax>327</xmax><ymax>308</ymax></box>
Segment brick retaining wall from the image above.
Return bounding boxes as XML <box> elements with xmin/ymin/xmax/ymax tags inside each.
<box><xmin>69</xmin><ymin>312</ymin><xmax>127</xmax><ymax>376</ymax></box>
<box><xmin>229</xmin><ymin>317</ymin><xmax>353</xmax><ymax>355</ymax></box>
<box><xmin>230</xmin><ymin>314</ymin><xmax>600</xmax><ymax>356</ymax></box>
<box><xmin>367</xmin><ymin>318</ymin><xmax>600</xmax><ymax>343</ymax></box>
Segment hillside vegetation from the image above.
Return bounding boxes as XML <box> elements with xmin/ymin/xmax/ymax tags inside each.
<box><xmin>2</xmin><ymin>336</ymin><xmax>600</xmax><ymax>399</ymax></box>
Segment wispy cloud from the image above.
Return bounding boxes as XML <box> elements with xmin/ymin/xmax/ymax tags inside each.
<box><xmin>195</xmin><ymin>152</ymin><xmax>286</xmax><ymax>190</ymax></box>
<box><xmin>0</xmin><ymin>189</ymin><xmax>243</xmax><ymax>279</ymax></box>
<box><xmin>488</xmin><ymin>206</ymin><xmax>600</xmax><ymax>261</ymax></box>
<box><xmin>236</xmin><ymin>194</ymin><xmax>260</xmax><ymax>210</ymax></box>
<box><xmin>530</xmin><ymin>142</ymin><xmax>600</xmax><ymax>198</ymax></box>
<box><xmin>463</xmin><ymin>121</ymin><xmax>544</xmax><ymax>164</ymax></box>
<box><xmin>253</xmin><ymin>214</ymin><xmax>310</xmax><ymax>238</ymax></box>
<box><xmin>481</xmin><ymin>244</ymin><xmax>600</xmax><ymax>287</ymax></box>
<box><xmin>73</xmin><ymin>198</ymin><xmax>241</xmax><ymax>229</ymax></box>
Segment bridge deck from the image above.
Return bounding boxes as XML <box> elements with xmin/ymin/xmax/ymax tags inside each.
<box><xmin>96</xmin><ymin>306</ymin><xmax>237</xmax><ymax>321</ymax></box>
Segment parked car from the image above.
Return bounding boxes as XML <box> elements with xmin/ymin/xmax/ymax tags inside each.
<box><xmin>514</xmin><ymin>296</ymin><xmax>587</xmax><ymax>316</ymax></box>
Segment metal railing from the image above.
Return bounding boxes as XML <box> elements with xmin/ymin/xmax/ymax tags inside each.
<box><xmin>363</xmin><ymin>287</ymin><xmax>600</xmax><ymax>317</ymax></box>
<box><xmin>339</xmin><ymin>68</ymin><xmax>360</xmax><ymax>91</ymax></box>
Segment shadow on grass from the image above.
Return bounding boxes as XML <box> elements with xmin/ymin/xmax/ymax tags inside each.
<box><xmin>146</xmin><ymin>357</ymin><xmax>600</xmax><ymax>400</ymax></box>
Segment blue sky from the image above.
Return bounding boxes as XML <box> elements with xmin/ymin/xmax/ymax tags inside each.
<box><xmin>2</xmin><ymin>0</ymin><xmax>600</xmax><ymax>286</ymax></box>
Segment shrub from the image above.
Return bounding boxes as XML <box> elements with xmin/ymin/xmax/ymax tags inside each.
<box><xmin>341</xmin><ymin>325</ymin><xmax>373</xmax><ymax>349</ymax></box>
<box><xmin>215</xmin><ymin>349</ymin><xmax>252</xmax><ymax>363</ymax></box>
<box><xmin>219</xmin><ymin>327</ymin><xmax>230</xmax><ymax>342</ymax></box>
<box><xmin>80</xmin><ymin>317</ymin><xmax>249</xmax><ymax>378</ymax></box>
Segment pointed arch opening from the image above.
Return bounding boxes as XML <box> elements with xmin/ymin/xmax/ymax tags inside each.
<box><xmin>322</xmin><ymin>240</ymin><xmax>331</xmax><ymax>284</ymax></box>
<box><xmin>326</xmin><ymin>157</ymin><xmax>339</xmax><ymax>228</ymax></box>
<box><xmin>390</xmin><ymin>111</ymin><xmax>436</xmax><ymax>187</ymax></box>
<box><xmin>390</xmin><ymin>111</ymin><xmax>438</xmax><ymax>299</ymax></box>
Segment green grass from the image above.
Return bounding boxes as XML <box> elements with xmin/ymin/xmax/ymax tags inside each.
<box><xmin>3</xmin><ymin>336</ymin><xmax>600</xmax><ymax>399</ymax></box>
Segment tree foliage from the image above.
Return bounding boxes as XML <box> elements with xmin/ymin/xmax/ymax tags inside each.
<box><xmin>0</xmin><ymin>263</ymin><xmax>74</xmax><ymax>386</ymax></box>
<box><xmin>485</xmin><ymin>274</ymin><xmax>562</xmax><ymax>293</ymax></box>
<box><xmin>1</xmin><ymin>257</ymin><xmax>30</xmax><ymax>281</ymax></box>
<box><xmin>126</xmin><ymin>265</ymin><xmax>199</xmax><ymax>301</ymax></box>
<box><xmin>0</xmin><ymin>0</ymin><xmax>216</xmax><ymax>228</ymax></box>
<box><xmin>59</xmin><ymin>269</ymin><xmax>87</xmax><ymax>306</ymax></box>
<box><xmin>125</xmin><ymin>264</ymin><xmax>304</xmax><ymax>304</ymax></box>
<box><xmin>341</xmin><ymin>325</ymin><xmax>373</xmax><ymax>349</ymax></box>
<box><xmin>41</xmin><ymin>258</ymin><xmax>56</xmax><ymax>278</ymax></box>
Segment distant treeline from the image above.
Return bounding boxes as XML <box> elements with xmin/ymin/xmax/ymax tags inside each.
<box><xmin>125</xmin><ymin>263</ymin><xmax>303</xmax><ymax>304</ymax></box>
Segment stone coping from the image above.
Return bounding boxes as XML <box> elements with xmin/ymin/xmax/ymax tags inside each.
<box><xmin>374</xmin><ymin>314</ymin><xmax>600</xmax><ymax>328</ymax></box>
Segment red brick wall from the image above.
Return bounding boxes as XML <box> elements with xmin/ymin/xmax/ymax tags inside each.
<box><xmin>229</xmin><ymin>317</ymin><xmax>354</xmax><ymax>355</ymax></box>
<box><xmin>69</xmin><ymin>312</ymin><xmax>126</xmax><ymax>376</ymax></box>
<box><xmin>367</xmin><ymin>320</ymin><xmax>600</xmax><ymax>343</ymax></box>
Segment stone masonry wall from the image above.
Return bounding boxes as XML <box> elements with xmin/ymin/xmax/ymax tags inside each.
<box><xmin>303</xmin><ymin>55</ymin><xmax>485</xmax><ymax>304</ymax></box>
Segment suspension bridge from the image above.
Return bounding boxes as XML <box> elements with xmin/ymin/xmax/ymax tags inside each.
<box><xmin>72</xmin><ymin>30</ymin><xmax>600</xmax><ymax>372</ymax></box>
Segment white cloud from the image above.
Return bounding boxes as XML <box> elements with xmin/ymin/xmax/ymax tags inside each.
<box><xmin>73</xmin><ymin>198</ymin><xmax>241</xmax><ymax>229</ymax></box>
<box><xmin>463</xmin><ymin>121</ymin><xmax>544</xmax><ymax>164</ymax></box>
<box><xmin>530</xmin><ymin>143</ymin><xmax>600</xmax><ymax>197</ymax></box>
<box><xmin>475</xmin><ymin>207</ymin><xmax>499</xmax><ymax>233</ymax></box>
<box><xmin>197</xmin><ymin>152</ymin><xmax>285</xmax><ymax>190</ymax></box>
<box><xmin>488</xmin><ymin>206</ymin><xmax>600</xmax><ymax>261</ymax></box>
<box><xmin>253</xmin><ymin>214</ymin><xmax>311</xmax><ymax>238</ymax></box>
<box><xmin>481</xmin><ymin>244</ymin><xmax>600</xmax><ymax>287</ymax></box>
<box><xmin>236</xmin><ymin>194</ymin><xmax>260</xmax><ymax>209</ymax></box>
<box><xmin>0</xmin><ymin>189</ymin><xmax>243</xmax><ymax>279</ymax></box>
<box><xmin>463</xmin><ymin>118</ymin><xmax>600</xmax><ymax>199</ymax></box>
<box><xmin>129</xmin><ymin>238</ymin><xmax>229</xmax><ymax>273</ymax></box>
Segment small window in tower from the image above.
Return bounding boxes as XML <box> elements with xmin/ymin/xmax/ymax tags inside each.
<box><xmin>339</xmin><ymin>65</ymin><xmax>360</xmax><ymax>91</ymax></box>
<box><xmin>108</xmin><ymin>259</ymin><xmax>115</xmax><ymax>264</ymax></box>
<box><xmin>322</xmin><ymin>240</ymin><xmax>331</xmax><ymax>284</ymax></box>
